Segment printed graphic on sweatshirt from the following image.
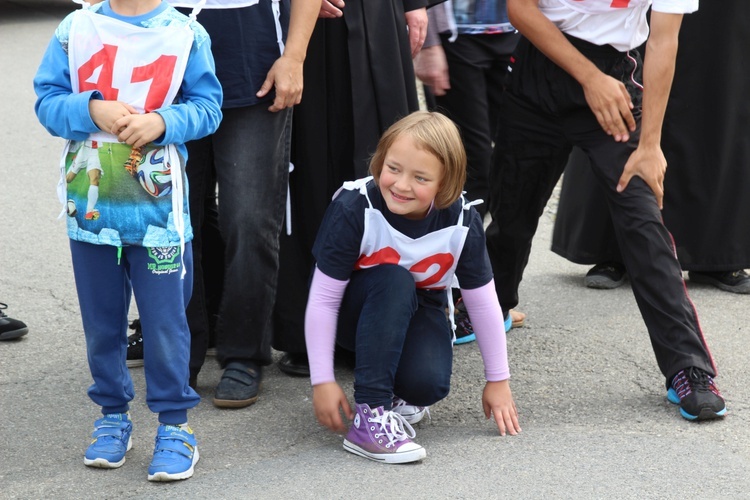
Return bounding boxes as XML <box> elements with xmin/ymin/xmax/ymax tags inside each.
<box><xmin>64</xmin><ymin>141</ymin><xmax>191</xmax><ymax>247</ymax></box>
<box><xmin>453</xmin><ymin>0</ymin><xmax>514</xmax><ymax>34</ymax></box>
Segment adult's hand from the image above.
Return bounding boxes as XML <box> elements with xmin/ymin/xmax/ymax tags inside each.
<box><xmin>582</xmin><ymin>71</ymin><xmax>636</xmax><ymax>142</ymax></box>
<box><xmin>256</xmin><ymin>55</ymin><xmax>304</xmax><ymax>112</ymax></box>
<box><xmin>413</xmin><ymin>45</ymin><xmax>450</xmax><ymax>96</ymax></box>
<box><xmin>617</xmin><ymin>143</ymin><xmax>667</xmax><ymax>209</ymax></box>
<box><xmin>405</xmin><ymin>8</ymin><xmax>428</xmax><ymax>57</ymax></box>
<box><xmin>319</xmin><ymin>0</ymin><xmax>344</xmax><ymax>18</ymax></box>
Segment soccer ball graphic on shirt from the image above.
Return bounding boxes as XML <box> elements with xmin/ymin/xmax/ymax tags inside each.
<box><xmin>136</xmin><ymin>148</ymin><xmax>172</xmax><ymax>198</ymax></box>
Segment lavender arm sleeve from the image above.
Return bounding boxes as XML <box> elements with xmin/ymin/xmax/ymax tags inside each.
<box><xmin>304</xmin><ymin>266</ymin><xmax>349</xmax><ymax>386</ymax></box>
<box><xmin>460</xmin><ymin>280</ymin><xmax>511</xmax><ymax>382</ymax></box>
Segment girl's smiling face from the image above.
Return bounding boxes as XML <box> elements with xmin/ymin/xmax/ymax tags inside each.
<box><xmin>378</xmin><ymin>135</ymin><xmax>444</xmax><ymax>220</ymax></box>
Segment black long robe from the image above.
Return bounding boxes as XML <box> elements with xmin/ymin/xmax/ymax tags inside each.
<box><xmin>272</xmin><ymin>0</ymin><xmax>436</xmax><ymax>353</ymax></box>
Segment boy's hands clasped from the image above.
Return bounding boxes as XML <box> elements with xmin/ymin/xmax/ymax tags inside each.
<box><xmin>89</xmin><ymin>99</ymin><xmax>166</xmax><ymax>148</ymax></box>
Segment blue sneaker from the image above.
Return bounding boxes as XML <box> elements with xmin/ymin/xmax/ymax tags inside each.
<box><xmin>667</xmin><ymin>367</ymin><xmax>727</xmax><ymax>421</ymax></box>
<box><xmin>83</xmin><ymin>413</ymin><xmax>133</xmax><ymax>468</ymax></box>
<box><xmin>147</xmin><ymin>424</ymin><xmax>199</xmax><ymax>481</ymax></box>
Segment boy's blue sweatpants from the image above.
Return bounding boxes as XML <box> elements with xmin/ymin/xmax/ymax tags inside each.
<box><xmin>70</xmin><ymin>240</ymin><xmax>200</xmax><ymax>425</ymax></box>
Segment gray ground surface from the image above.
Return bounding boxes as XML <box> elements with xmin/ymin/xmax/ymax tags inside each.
<box><xmin>1</xmin><ymin>1</ymin><xmax>748</xmax><ymax>498</ymax></box>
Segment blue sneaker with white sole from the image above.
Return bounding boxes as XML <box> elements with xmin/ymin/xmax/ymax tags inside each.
<box><xmin>84</xmin><ymin>413</ymin><xmax>133</xmax><ymax>468</ymax></box>
<box><xmin>147</xmin><ymin>424</ymin><xmax>199</xmax><ymax>481</ymax></box>
<box><xmin>667</xmin><ymin>367</ymin><xmax>727</xmax><ymax>421</ymax></box>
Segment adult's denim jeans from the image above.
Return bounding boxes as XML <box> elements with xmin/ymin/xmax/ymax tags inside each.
<box><xmin>193</xmin><ymin>104</ymin><xmax>292</xmax><ymax>369</ymax></box>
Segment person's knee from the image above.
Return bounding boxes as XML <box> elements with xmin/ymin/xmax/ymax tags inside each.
<box><xmin>396</xmin><ymin>378</ymin><xmax>450</xmax><ymax>407</ymax></box>
<box><xmin>364</xmin><ymin>265</ymin><xmax>417</xmax><ymax>304</ymax></box>
<box><xmin>395</xmin><ymin>363</ymin><xmax>451</xmax><ymax>407</ymax></box>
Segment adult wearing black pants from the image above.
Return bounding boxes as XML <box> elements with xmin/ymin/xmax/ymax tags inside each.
<box><xmin>173</xmin><ymin>0</ymin><xmax>318</xmax><ymax>408</ymax></box>
<box><xmin>415</xmin><ymin>1</ymin><xmax>524</xmax><ymax>334</ymax></box>
<box><xmin>552</xmin><ymin>2</ymin><xmax>750</xmax><ymax>294</ymax></box>
<box><xmin>485</xmin><ymin>0</ymin><xmax>726</xmax><ymax>421</ymax></box>
<box><xmin>416</xmin><ymin>1</ymin><xmax>520</xmax><ymax>220</ymax></box>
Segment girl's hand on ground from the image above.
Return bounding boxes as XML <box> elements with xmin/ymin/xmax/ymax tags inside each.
<box><xmin>482</xmin><ymin>380</ymin><xmax>521</xmax><ymax>436</ymax></box>
<box><xmin>312</xmin><ymin>382</ymin><xmax>353</xmax><ymax>434</ymax></box>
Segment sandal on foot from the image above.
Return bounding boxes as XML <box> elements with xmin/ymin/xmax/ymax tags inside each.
<box><xmin>510</xmin><ymin>309</ymin><xmax>526</xmax><ymax>328</ymax></box>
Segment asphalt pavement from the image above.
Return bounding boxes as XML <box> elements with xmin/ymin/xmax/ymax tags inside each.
<box><xmin>1</xmin><ymin>1</ymin><xmax>748</xmax><ymax>498</ymax></box>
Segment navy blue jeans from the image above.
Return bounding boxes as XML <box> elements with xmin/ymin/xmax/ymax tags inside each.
<box><xmin>336</xmin><ymin>265</ymin><xmax>453</xmax><ymax>409</ymax></box>
<box><xmin>202</xmin><ymin>104</ymin><xmax>292</xmax><ymax>368</ymax></box>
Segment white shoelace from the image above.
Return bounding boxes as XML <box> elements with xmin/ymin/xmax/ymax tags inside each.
<box><xmin>369</xmin><ymin>410</ymin><xmax>416</xmax><ymax>449</ymax></box>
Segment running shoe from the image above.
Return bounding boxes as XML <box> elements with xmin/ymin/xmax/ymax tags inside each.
<box><xmin>667</xmin><ymin>367</ymin><xmax>727</xmax><ymax>421</ymax></box>
<box><xmin>84</xmin><ymin>413</ymin><xmax>133</xmax><ymax>468</ymax></box>
<box><xmin>147</xmin><ymin>424</ymin><xmax>199</xmax><ymax>481</ymax></box>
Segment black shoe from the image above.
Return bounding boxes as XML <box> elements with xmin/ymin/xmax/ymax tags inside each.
<box><xmin>126</xmin><ymin>319</ymin><xmax>144</xmax><ymax>368</ymax></box>
<box><xmin>688</xmin><ymin>270</ymin><xmax>750</xmax><ymax>294</ymax></box>
<box><xmin>213</xmin><ymin>361</ymin><xmax>263</xmax><ymax>408</ymax></box>
<box><xmin>667</xmin><ymin>367</ymin><xmax>727</xmax><ymax>421</ymax></box>
<box><xmin>584</xmin><ymin>262</ymin><xmax>627</xmax><ymax>289</ymax></box>
<box><xmin>278</xmin><ymin>352</ymin><xmax>310</xmax><ymax>377</ymax></box>
<box><xmin>0</xmin><ymin>303</ymin><xmax>28</xmax><ymax>340</ymax></box>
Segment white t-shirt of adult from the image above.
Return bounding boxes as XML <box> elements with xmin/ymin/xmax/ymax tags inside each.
<box><xmin>538</xmin><ymin>0</ymin><xmax>699</xmax><ymax>51</ymax></box>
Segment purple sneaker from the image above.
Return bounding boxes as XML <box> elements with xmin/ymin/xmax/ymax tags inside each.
<box><xmin>343</xmin><ymin>403</ymin><xmax>426</xmax><ymax>464</ymax></box>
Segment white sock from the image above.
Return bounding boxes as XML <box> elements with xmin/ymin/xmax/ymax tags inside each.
<box><xmin>87</xmin><ymin>185</ymin><xmax>99</xmax><ymax>213</ymax></box>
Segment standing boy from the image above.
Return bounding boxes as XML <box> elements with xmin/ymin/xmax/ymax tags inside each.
<box><xmin>485</xmin><ymin>0</ymin><xmax>726</xmax><ymax>421</ymax></box>
<box><xmin>34</xmin><ymin>0</ymin><xmax>222</xmax><ymax>480</ymax></box>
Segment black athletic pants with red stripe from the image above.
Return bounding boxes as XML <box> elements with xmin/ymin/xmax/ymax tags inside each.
<box><xmin>485</xmin><ymin>35</ymin><xmax>716</xmax><ymax>383</ymax></box>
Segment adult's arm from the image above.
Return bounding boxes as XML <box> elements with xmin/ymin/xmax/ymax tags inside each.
<box><xmin>257</xmin><ymin>0</ymin><xmax>320</xmax><ymax>111</ymax></box>
<box><xmin>507</xmin><ymin>0</ymin><xmax>635</xmax><ymax>142</ymax></box>
<box><xmin>413</xmin><ymin>5</ymin><xmax>450</xmax><ymax>95</ymax></box>
<box><xmin>616</xmin><ymin>12</ymin><xmax>683</xmax><ymax>209</ymax></box>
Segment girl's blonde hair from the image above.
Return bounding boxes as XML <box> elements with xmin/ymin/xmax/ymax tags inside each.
<box><xmin>369</xmin><ymin>111</ymin><xmax>467</xmax><ymax>209</ymax></box>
